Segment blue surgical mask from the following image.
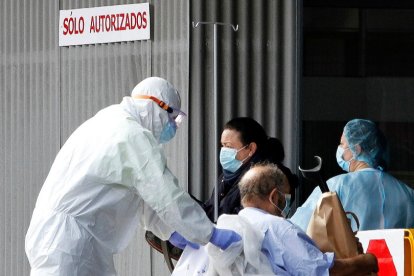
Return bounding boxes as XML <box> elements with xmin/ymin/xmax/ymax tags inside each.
<box><xmin>336</xmin><ymin>146</ymin><xmax>353</xmax><ymax>172</ymax></box>
<box><xmin>270</xmin><ymin>191</ymin><xmax>291</xmax><ymax>218</ymax></box>
<box><xmin>159</xmin><ymin>118</ymin><xmax>177</xmax><ymax>144</ymax></box>
<box><xmin>282</xmin><ymin>194</ymin><xmax>292</xmax><ymax>217</ymax></box>
<box><xmin>219</xmin><ymin>145</ymin><xmax>248</xmax><ymax>173</ymax></box>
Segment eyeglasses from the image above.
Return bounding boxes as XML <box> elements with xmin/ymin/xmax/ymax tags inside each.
<box><xmin>133</xmin><ymin>95</ymin><xmax>187</xmax><ymax>127</ymax></box>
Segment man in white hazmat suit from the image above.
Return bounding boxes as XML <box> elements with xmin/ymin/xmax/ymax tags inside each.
<box><xmin>25</xmin><ymin>77</ymin><xmax>241</xmax><ymax>276</ymax></box>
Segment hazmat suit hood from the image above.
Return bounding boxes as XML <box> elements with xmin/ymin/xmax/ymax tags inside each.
<box><xmin>120</xmin><ymin>77</ymin><xmax>182</xmax><ymax>142</ymax></box>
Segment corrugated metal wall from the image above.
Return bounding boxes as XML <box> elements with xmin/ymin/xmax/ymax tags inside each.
<box><xmin>189</xmin><ymin>0</ymin><xmax>301</xmax><ymax>202</ymax></box>
<box><xmin>1</xmin><ymin>0</ymin><xmax>189</xmax><ymax>275</ymax></box>
<box><xmin>1</xmin><ymin>1</ymin><xmax>61</xmax><ymax>275</ymax></box>
<box><xmin>0</xmin><ymin>0</ymin><xmax>299</xmax><ymax>275</ymax></box>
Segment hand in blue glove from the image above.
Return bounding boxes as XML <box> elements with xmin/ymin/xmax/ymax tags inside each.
<box><xmin>169</xmin><ymin>232</ymin><xmax>200</xmax><ymax>250</ymax></box>
<box><xmin>209</xmin><ymin>227</ymin><xmax>242</xmax><ymax>250</ymax></box>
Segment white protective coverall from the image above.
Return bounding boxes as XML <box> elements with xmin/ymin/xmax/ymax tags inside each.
<box><xmin>25</xmin><ymin>77</ymin><xmax>214</xmax><ymax>276</ymax></box>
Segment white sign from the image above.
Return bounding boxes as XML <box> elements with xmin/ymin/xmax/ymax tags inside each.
<box><xmin>357</xmin><ymin>229</ymin><xmax>405</xmax><ymax>275</ymax></box>
<box><xmin>59</xmin><ymin>3</ymin><xmax>150</xmax><ymax>46</ymax></box>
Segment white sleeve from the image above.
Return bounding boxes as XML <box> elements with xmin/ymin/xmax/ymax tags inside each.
<box><xmin>138</xmin><ymin>200</ymin><xmax>175</xmax><ymax>240</ymax></box>
<box><xmin>116</xmin><ymin>129</ymin><xmax>214</xmax><ymax>243</ymax></box>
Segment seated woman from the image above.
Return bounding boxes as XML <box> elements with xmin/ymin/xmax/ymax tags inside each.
<box><xmin>291</xmin><ymin>119</ymin><xmax>414</xmax><ymax>231</ymax></box>
<box><xmin>201</xmin><ymin>117</ymin><xmax>297</xmax><ymax>222</ymax></box>
<box><xmin>148</xmin><ymin>117</ymin><xmax>297</xmax><ymax>262</ymax></box>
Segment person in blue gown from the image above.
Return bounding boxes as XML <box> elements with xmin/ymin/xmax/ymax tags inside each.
<box><xmin>291</xmin><ymin>119</ymin><xmax>414</xmax><ymax>231</ymax></box>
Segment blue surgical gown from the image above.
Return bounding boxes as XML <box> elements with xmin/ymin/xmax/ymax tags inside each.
<box><xmin>239</xmin><ymin>208</ymin><xmax>334</xmax><ymax>276</ymax></box>
<box><xmin>291</xmin><ymin>168</ymin><xmax>414</xmax><ymax>232</ymax></box>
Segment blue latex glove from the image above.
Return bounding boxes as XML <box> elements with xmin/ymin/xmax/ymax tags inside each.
<box><xmin>209</xmin><ymin>227</ymin><xmax>242</xmax><ymax>250</ymax></box>
<box><xmin>169</xmin><ymin>232</ymin><xmax>200</xmax><ymax>250</ymax></box>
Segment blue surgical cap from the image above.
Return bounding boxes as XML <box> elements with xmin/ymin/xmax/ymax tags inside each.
<box><xmin>343</xmin><ymin>119</ymin><xmax>389</xmax><ymax>170</ymax></box>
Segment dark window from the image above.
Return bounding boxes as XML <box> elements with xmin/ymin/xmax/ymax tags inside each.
<box><xmin>300</xmin><ymin>2</ymin><xmax>414</xmax><ymax>204</ymax></box>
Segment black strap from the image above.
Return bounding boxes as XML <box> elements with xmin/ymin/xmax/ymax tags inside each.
<box><xmin>160</xmin><ymin>240</ymin><xmax>175</xmax><ymax>273</ymax></box>
<box><xmin>345</xmin><ymin>211</ymin><xmax>360</xmax><ymax>233</ymax></box>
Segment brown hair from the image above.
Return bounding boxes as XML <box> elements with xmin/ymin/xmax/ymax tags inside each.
<box><xmin>238</xmin><ymin>162</ymin><xmax>288</xmax><ymax>205</ymax></box>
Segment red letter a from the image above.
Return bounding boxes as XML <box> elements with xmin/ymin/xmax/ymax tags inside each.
<box><xmin>367</xmin><ymin>239</ymin><xmax>397</xmax><ymax>276</ymax></box>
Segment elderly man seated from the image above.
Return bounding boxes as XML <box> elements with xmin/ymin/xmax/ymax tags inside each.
<box><xmin>235</xmin><ymin>162</ymin><xmax>378</xmax><ymax>275</ymax></box>
<box><xmin>172</xmin><ymin>163</ymin><xmax>378</xmax><ymax>276</ymax></box>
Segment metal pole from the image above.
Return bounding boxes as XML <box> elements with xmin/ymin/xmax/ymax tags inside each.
<box><xmin>192</xmin><ymin>21</ymin><xmax>238</xmax><ymax>223</ymax></box>
<box><xmin>213</xmin><ymin>24</ymin><xmax>219</xmax><ymax>222</ymax></box>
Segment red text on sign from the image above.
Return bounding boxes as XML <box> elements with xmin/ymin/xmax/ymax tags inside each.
<box><xmin>63</xmin><ymin>16</ymin><xmax>85</xmax><ymax>35</ymax></box>
<box><xmin>89</xmin><ymin>12</ymin><xmax>148</xmax><ymax>33</ymax></box>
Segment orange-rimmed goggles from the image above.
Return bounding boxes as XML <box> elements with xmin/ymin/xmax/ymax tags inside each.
<box><xmin>133</xmin><ymin>95</ymin><xmax>187</xmax><ymax>127</ymax></box>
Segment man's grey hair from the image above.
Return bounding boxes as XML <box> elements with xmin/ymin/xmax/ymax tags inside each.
<box><xmin>238</xmin><ymin>162</ymin><xmax>288</xmax><ymax>205</ymax></box>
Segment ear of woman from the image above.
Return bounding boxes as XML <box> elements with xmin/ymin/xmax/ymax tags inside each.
<box><xmin>247</xmin><ymin>142</ymin><xmax>257</xmax><ymax>157</ymax></box>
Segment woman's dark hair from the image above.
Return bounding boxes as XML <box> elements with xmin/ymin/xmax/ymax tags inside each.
<box><xmin>277</xmin><ymin>163</ymin><xmax>299</xmax><ymax>205</ymax></box>
<box><xmin>223</xmin><ymin>117</ymin><xmax>286</xmax><ymax>163</ymax></box>
<box><xmin>223</xmin><ymin>117</ymin><xmax>268</xmax><ymax>153</ymax></box>
<box><xmin>224</xmin><ymin>117</ymin><xmax>298</xmax><ymax>204</ymax></box>
<box><xmin>265</xmin><ymin>137</ymin><xmax>285</xmax><ymax>163</ymax></box>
